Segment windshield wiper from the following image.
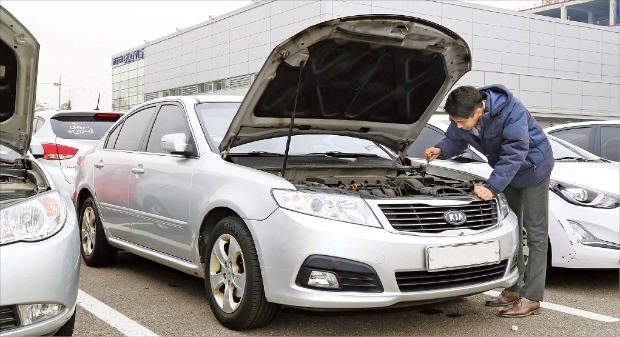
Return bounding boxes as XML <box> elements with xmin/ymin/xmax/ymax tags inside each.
<box><xmin>555</xmin><ymin>156</ymin><xmax>587</xmax><ymax>162</ymax></box>
<box><xmin>243</xmin><ymin>151</ymin><xmax>283</xmax><ymax>157</ymax></box>
<box><xmin>321</xmin><ymin>151</ymin><xmax>381</xmax><ymax>158</ymax></box>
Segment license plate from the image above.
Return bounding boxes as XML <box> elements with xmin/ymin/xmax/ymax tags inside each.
<box><xmin>426</xmin><ymin>241</ymin><xmax>500</xmax><ymax>272</ymax></box>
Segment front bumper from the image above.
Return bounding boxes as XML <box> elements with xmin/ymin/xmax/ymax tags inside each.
<box><xmin>248</xmin><ymin>207</ymin><xmax>519</xmax><ymax>309</ymax></box>
<box><xmin>548</xmin><ymin>196</ymin><xmax>620</xmax><ymax>269</ymax></box>
<box><xmin>0</xmin><ymin>198</ymin><xmax>80</xmax><ymax>336</ymax></box>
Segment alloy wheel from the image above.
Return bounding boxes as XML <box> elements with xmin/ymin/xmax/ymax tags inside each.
<box><xmin>209</xmin><ymin>234</ymin><xmax>246</xmax><ymax>313</ymax></box>
<box><xmin>81</xmin><ymin>206</ymin><xmax>96</xmax><ymax>256</ymax></box>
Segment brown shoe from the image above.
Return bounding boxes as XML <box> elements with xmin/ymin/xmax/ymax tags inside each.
<box><xmin>485</xmin><ymin>290</ymin><xmax>519</xmax><ymax>307</ymax></box>
<box><xmin>497</xmin><ymin>297</ymin><xmax>541</xmax><ymax>318</ymax></box>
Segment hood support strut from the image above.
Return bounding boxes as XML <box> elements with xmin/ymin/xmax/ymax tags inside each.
<box><xmin>280</xmin><ymin>61</ymin><xmax>306</xmax><ymax>178</ymax></box>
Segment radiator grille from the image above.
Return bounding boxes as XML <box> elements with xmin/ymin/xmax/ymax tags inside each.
<box><xmin>0</xmin><ymin>305</ymin><xmax>19</xmax><ymax>331</ymax></box>
<box><xmin>379</xmin><ymin>200</ymin><xmax>498</xmax><ymax>234</ymax></box>
<box><xmin>396</xmin><ymin>260</ymin><xmax>508</xmax><ymax>292</ymax></box>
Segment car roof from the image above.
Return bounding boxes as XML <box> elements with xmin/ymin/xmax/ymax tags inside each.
<box><xmin>545</xmin><ymin>120</ymin><xmax>620</xmax><ymax>132</ymax></box>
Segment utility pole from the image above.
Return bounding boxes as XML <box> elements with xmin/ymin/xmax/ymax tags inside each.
<box><xmin>53</xmin><ymin>75</ymin><xmax>62</xmax><ymax>109</ymax></box>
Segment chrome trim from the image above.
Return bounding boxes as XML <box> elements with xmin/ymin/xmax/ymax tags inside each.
<box><xmin>99</xmin><ymin>202</ymin><xmax>188</xmax><ymax>229</ymax></box>
<box><xmin>366</xmin><ymin>198</ymin><xmax>501</xmax><ymax>236</ymax></box>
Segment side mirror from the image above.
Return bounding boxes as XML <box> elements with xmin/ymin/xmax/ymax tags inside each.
<box><xmin>29</xmin><ymin>137</ymin><xmax>44</xmax><ymax>158</ymax></box>
<box><xmin>161</xmin><ymin>133</ymin><xmax>190</xmax><ymax>156</ymax></box>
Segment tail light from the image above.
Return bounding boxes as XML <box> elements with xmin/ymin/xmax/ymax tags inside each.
<box><xmin>41</xmin><ymin>143</ymin><xmax>79</xmax><ymax>160</ymax></box>
<box><xmin>94</xmin><ymin>113</ymin><xmax>120</xmax><ymax>121</ymax></box>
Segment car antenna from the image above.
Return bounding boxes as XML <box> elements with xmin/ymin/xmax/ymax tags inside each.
<box><xmin>280</xmin><ymin>60</ymin><xmax>305</xmax><ymax>178</ymax></box>
<box><xmin>94</xmin><ymin>93</ymin><xmax>100</xmax><ymax>111</ymax></box>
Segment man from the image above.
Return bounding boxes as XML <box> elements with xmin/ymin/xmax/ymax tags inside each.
<box><xmin>424</xmin><ymin>85</ymin><xmax>554</xmax><ymax>318</ymax></box>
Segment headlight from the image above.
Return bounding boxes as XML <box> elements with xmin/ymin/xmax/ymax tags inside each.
<box><xmin>496</xmin><ymin>193</ymin><xmax>510</xmax><ymax>219</ymax></box>
<box><xmin>272</xmin><ymin>189</ymin><xmax>381</xmax><ymax>228</ymax></box>
<box><xmin>17</xmin><ymin>303</ymin><xmax>65</xmax><ymax>326</ymax></box>
<box><xmin>550</xmin><ymin>180</ymin><xmax>619</xmax><ymax>209</ymax></box>
<box><xmin>0</xmin><ymin>191</ymin><xmax>67</xmax><ymax>245</ymax></box>
<box><xmin>566</xmin><ymin>220</ymin><xmax>619</xmax><ymax>250</ymax></box>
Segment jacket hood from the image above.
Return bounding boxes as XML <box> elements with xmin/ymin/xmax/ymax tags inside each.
<box><xmin>0</xmin><ymin>6</ymin><xmax>39</xmax><ymax>156</ymax></box>
<box><xmin>480</xmin><ymin>84</ymin><xmax>512</xmax><ymax>116</ymax></box>
<box><xmin>220</xmin><ymin>15</ymin><xmax>471</xmax><ymax>154</ymax></box>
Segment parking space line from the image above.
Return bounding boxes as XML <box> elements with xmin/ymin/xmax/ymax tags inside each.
<box><xmin>484</xmin><ymin>290</ymin><xmax>620</xmax><ymax>323</ymax></box>
<box><xmin>77</xmin><ymin>289</ymin><xmax>159</xmax><ymax>336</ymax></box>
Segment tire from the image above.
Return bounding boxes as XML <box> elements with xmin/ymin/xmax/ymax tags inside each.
<box><xmin>53</xmin><ymin>310</ymin><xmax>76</xmax><ymax>336</ymax></box>
<box><xmin>203</xmin><ymin>216</ymin><xmax>278</xmax><ymax>330</ymax></box>
<box><xmin>79</xmin><ymin>197</ymin><xmax>117</xmax><ymax>267</ymax></box>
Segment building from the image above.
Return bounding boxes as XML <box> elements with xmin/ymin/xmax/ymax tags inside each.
<box><xmin>522</xmin><ymin>0</ymin><xmax>619</xmax><ymax>27</ymax></box>
<box><xmin>111</xmin><ymin>0</ymin><xmax>620</xmax><ymax>124</ymax></box>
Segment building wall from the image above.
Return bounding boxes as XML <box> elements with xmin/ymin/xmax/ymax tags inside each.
<box><xmin>113</xmin><ymin>0</ymin><xmax>620</xmax><ymax>120</ymax></box>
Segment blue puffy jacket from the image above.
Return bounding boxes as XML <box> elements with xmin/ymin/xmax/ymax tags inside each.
<box><xmin>435</xmin><ymin>84</ymin><xmax>554</xmax><ymax>195</ymax></box>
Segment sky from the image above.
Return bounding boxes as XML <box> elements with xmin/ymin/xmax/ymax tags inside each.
<box><xmin>3</xmin><ymin>0</ymin><xmax>541</xmax><ymax>111</ymax></box>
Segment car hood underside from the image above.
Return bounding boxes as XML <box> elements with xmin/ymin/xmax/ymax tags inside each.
<box><xmin>220</xmin><ymin>15</ymin><xmax>471</xmax><ymax>154</ymax></box>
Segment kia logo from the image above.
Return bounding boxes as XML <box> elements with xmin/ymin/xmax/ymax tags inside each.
<box><xmin>443</xmin><ymin>210</ymin><xmax>467</xmax><ymax>225</ymax></box>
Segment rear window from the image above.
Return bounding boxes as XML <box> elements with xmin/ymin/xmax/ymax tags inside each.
<box><xmin>50</xmin><ymin>116</ymin><xmax>118</xmax><ymax>140</ymax></box>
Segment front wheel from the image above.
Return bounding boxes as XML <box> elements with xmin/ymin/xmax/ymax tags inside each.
<box><xmin>203</xmin><ymin>216</ymin><xmax>278</xmax><ymax>330</ymax></box>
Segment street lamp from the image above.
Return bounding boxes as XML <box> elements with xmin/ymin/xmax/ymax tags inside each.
<box><xmin>53</xmin><ymin>75</ymin><xmax>61</xmax><ymax>109</ymax></box>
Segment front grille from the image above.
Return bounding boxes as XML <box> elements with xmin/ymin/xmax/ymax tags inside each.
<box><xmin>379</xmin><ymin>200</ymin><xmax>498</xmax><ymax>234</ymax></box>
<box><xmin>396</xmin><ymin>260</ymin><xmax>508</xmax><ymax>292</ymax></box>
<box><xmin>0</xmin><ymin>305</ymin><xmax>19</xmax><ymax>331</ymax></box>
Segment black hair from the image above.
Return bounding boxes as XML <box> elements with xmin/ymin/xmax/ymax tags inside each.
<box><xmin>444</xmin><ymin>86</ymin><xmax>486</xmax><ymax>118</ymax></box>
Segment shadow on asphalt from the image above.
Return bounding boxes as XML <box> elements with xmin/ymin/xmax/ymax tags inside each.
<box><xmin>545</xmin><ymin>267</ymin><xmax>619</xmax><ymax>290</ymax></box>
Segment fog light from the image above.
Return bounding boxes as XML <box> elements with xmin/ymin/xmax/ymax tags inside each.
<box><xmin>17</xmin><ymin>303</ymin><xmax>65</xmax><ymax>326</ymax></box>
<box><xmin>308</xmin><ymin>270</ymin><xmax>339</xmax><ymax>288</ymax></box>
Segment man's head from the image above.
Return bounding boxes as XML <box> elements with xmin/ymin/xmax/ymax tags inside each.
<box><xmin>444</xmin><ymin>86</ymin><xmax>485</xmax><ymax>131</ymax></box>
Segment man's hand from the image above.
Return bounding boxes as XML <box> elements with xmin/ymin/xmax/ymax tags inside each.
<box><xmin>424</xmin><ymin>147</ymin><xmax>441</xmax><ymax>162</ymax></box>
<box><xmin>474</xmin><ymin>185</ymin><xmax>494</xmax><ymax>201</ymax></box>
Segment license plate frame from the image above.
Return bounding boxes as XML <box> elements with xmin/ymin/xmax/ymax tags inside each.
<box><xmin>426</xmin><ymin>241</ymin><xmax>501</xmax><ymax>272</ymax></box>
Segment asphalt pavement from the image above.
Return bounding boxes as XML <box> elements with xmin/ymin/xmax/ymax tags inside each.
<box><xmin>74</xmin><ymin>252</ymin><xmax>620</xmax><ymax>336</ymax></box>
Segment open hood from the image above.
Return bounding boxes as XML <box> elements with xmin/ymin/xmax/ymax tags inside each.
<box><xmin>0</xmin><ymin>6</ymin><xmax>39</xmax><ymax>157</ymax></box>
<box><xmin>220</xmin><ymin>15</ymin><xmax>471</xmax><ymax>154</ymax></box>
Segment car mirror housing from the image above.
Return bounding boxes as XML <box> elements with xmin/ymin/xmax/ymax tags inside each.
<box><xmin>161</xmin><ymin>133</ymin><xmax>190</xmax><ymax>156</ymax></box>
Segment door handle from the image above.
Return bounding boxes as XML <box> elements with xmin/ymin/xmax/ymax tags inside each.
<box><xmin>131</xmin><ymin>165</ymin><xmax>145</xmax><ymax>175</ymax></box>
<box><xmin>94</xmin><ymin>161</ymin><xmax>104</xmax><ymax>169</ymax></box>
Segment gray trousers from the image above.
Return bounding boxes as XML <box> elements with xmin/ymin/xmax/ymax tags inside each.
<box><xmin>504</xmin><ymin>177</ymin><xmax>550</xmax><ymax>302</ymax></box>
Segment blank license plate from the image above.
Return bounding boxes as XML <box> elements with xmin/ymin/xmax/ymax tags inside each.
<box><xmin>426</xmin><ymin>241</ymin><xmax>500</xmax><ymax>272</ymax></box>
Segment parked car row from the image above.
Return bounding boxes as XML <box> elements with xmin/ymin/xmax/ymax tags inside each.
<box><xmin>1</xmin><ymin>7</ymin><xmax>618</xmax><ymax>335</ymax></box>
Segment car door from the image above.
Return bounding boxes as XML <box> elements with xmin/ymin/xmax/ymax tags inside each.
<box><xmin>128</xmin><ymin>103</ymin><xmax>197</xmax><ymax>260</ymax></box>
<box><xmin>93</xmin><ymin>105</ymin><xmax>157</xmax><ymax>241</ymax></box>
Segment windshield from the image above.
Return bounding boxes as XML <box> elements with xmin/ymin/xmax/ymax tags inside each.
<box><xmin>50</xmin><ymin>118</ymin><xmax>117</xmax><ymax>140</ymax></box>
<box><xmin>196</xmin><ymin>102</ymin><xmax>394</xmax><ymax>159</ymax></box>
<box><xmin>548</xmin><ymin>135</ymin><xmax>601</xmax><ymax>161</ymax></box>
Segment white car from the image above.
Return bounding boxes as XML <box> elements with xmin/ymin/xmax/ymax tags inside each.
<box><xmin>1</xmin><ymin>6</ymin><xmax>80</xmax><ymax>336</ymax></box>
<box><xmin>409</xmin><ymin>115</ymin><xmax>620</xmax><ymax>270</ymax></box>
<box><xmin>33</xmin><ymin>109</ymin><xmax>122</xmax><ymax>196</ymax></box>
<box><xmin>545</xmin><ymin>120</ymin><xmax>619</xmax><ymax>162</ymax></box>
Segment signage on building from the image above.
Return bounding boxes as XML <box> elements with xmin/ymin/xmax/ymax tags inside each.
<box><xmin>112</xmin><ymin>48</ymin><xmax>145</xmax><ymax>66</ymax></box>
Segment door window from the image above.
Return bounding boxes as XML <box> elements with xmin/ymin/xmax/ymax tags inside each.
<box><xmin>600</xmin><ymin>125</ymin><xmax>620</xmax><ymax>161</ymax></box>
<box><xmin>105</xmin><ymin>122</ymin><xmax>123</xmax><ymax>149</ymax></box>
<box><xmin>549</xmin><ymin>127</ymin><xmax>592</xmax><ymax>151</ymax></box>
<box><xmin>114</xmin><ymin>106</ymin><xmax>157</xmax><ymax>151</ymax></box>
<box><xmin>146</xmin><ymin>105</ymin><xmax>193</xmax><ymax>154</ymax></box>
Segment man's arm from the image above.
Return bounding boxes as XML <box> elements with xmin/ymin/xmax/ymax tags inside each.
<box><xmin>484</xmin><ymin>108</ymin><xmax>529</xmax><ymax>195</ymax></box>
<box><xmin>435</xmin><ymin>122</ymin><xmax>468</xmax><ymax>159</ymax></box>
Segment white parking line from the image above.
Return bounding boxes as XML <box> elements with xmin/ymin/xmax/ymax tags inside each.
<box><xmin>484</xmin><ymin>290</ymin><xmax>620</xmax><ymax>323</ymax></box>
<box><xmin>77</xmin><ymin>289</ymin><xmax>159</xmax><ymax>336</ymax></box>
